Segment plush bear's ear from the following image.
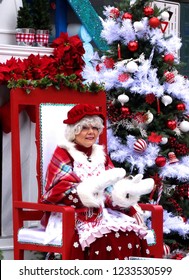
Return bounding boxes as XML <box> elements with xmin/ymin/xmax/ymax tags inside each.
<box><xmin>134</xmin><ymin>178</ymin><xmax>154</xmax><ymax>195</ymax></box>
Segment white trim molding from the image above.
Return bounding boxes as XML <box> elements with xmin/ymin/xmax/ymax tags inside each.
<box><xmin>0</xmin><ymin>44</ymin><xmax>53</xmax><ymax>63</ymax></box>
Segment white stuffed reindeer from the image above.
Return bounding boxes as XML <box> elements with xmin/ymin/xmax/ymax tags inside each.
<box><xmin>111</xmin><ymin>174</ymin><xmax>154</xmax><ymax>227</ymax></box>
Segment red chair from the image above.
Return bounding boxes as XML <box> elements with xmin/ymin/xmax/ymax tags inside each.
<box><xmin>10</xmin><ymin>87</ymin><xmax>163</xmax><ymax>259</ymax></box>
<box><xmin>138</xmin><ymin>203</ymin><xmax>163</xmax><ymax>258</ymax></box>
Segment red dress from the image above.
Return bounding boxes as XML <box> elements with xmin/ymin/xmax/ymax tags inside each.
<box><xmin>41</xmin><ymin>142</ymin><xmax>151</xmax><ymax>260</ymax></box>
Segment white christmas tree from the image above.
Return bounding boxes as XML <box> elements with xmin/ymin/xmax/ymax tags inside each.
<box><xmin>83</xmin><ymin>0</ymin><xmax>189</xmax><ymax>255</ymax></box>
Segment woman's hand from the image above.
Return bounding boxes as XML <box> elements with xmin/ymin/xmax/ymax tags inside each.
<box><xmin>77</xmin><ymin>168</ymin><xmax>126</xmax><ymax>208</ymax></box>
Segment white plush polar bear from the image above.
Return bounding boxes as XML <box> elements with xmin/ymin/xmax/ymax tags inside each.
<box><xmin>77</xmin><ymin>167</ymin><xmax>154</xmax><ymax>208</ymax></box>
<box><xmin>111</xmin><ymin>174</ymin><xmax>154</xmax><ymax>208</ymax></box>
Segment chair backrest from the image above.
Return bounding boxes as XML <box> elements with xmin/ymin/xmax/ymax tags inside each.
<box><xmin>40</xmin><ymin>103</ymin><xmax>74</xmax><ymax>188</ymax></box>
<box><xmin>11</xmin><ymin>87</ymin><xmax>107</xmax><ymax>203</ymax></box>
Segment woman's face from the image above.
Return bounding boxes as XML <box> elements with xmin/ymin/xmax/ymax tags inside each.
<box><xmin>74</xmin><ymin>125</ymin><xmax>100</xmax><ymax>147</ymax></box>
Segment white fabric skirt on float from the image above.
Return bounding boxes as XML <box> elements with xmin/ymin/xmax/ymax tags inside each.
<box><xmin>17</xmin><ymin>208</ymin><xmax>156</xmax><ymax>248</ymax></box>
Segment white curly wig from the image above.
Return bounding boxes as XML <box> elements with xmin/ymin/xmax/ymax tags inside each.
<box><xmin>64</xmin><ymin>116</ymin><xmax>104</xmax><ymax>141</ymax></box>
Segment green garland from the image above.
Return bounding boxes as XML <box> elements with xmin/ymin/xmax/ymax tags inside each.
<box><xmin>7</xmin><ymin>73</ymin><xmax>104</xmax><ymax>94</ymax></box>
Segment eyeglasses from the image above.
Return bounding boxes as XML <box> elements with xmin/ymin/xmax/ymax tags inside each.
<box><xmin>81</xmin><ymin>126</ymin><xmax>100</xmax><ymax>132</ymax></box>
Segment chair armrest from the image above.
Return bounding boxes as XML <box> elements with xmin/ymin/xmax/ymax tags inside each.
<box><xmin>139</xmin><ymin>203</ymin><xmax>164</xmax><ymax>258</ymax></box>
<box><xmin>13</xmin><ymin>201</ymin><xmax>76</xmax><ymax>248</ymax></box>
<box><xmin>13</xmin><ymin>201</ymin><xmax>75</xmax><ymax>229</ymax></box>
<box><xmin>13</xmin><ymin>201</ymin><xmax>75</xmax><ymax>214</ymax></box>
<box><xmin>139</xmin><ymin>203</ymin><xmax>163</xmax><ymax>230</ymax></box>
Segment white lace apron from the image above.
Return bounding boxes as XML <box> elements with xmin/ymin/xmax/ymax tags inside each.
<box><xmin>43</xmin><ymin>159</ymin><xmax>148</xmax><ymax>250</ymax></box>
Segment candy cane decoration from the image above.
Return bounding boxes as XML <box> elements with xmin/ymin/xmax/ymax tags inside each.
<box><xmin>157</xmin><ymin>184</ymin><xmax>163</xmax><ymax>204</ymax></box>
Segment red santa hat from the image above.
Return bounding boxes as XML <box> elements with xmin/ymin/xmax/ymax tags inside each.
<box><xmin>63</xmin><ymin>104</ymin><xmax>105</xmax><ymax>125</ymax></box>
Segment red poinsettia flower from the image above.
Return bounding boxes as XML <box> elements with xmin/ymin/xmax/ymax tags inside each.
<box><xmin>148</xmin><ymin>132</ymin><xmax>162</xmax><ymax>143</ymax></box>
<box><xmin>0</xmin><ymin>65</ymin><xmax>10</xmax><ymax>84</ymax></box>
<box><xmin>51</xmin><ymin>32</ymin><xmax>85</xmax><ymax>77</ymax></box>
<box><xmin>5</xmin><ymin>57</ymin><xmax>19</xmax><ymax>71</ymax></box>
<box><xmin>118</xmin><ymin>73</ymin><xmax>130</xmax><ymax>82</ymax></box>
<box><xmin>146</xmin><ymin>93</ymin><xmax>156</xmax><ymax>104</ymax></box>
<box><xmin>0</xmin><ymin>72</ymin><xmax>6</xmax><ymax>84</ymax></box>
<box><xmin>51</xmin><ymin>32</ymin><xmax>70</xmax><ymax>48</ymax></box>
<box><xmin>103</xmin><ymin>57</ymin><xmax>115</xmax><ymax>69</ymax></box>
<box><xmin>0</xmin><ymin>32</ymin><xmax>92</xmax><ymax>94</ymax></box>
<box><xmin>52</xmin><ymin>33</ymin><xmax>85</xmax><ymax>58</ymax></box>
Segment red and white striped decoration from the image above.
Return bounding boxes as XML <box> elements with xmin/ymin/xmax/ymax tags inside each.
<box><xmin>163</xmin><ymin>243</ymin><xmax>171</xmax><ymax>256</ymax></box>
<box><xmin>157</xmin><ymin>184</ymin><xmax>163</xmax><ymax>204</ymax></box>
<box><xmin>133</xmin><ymin>139</ymin><xmax>147</xmax><ymax>153</ymax></box>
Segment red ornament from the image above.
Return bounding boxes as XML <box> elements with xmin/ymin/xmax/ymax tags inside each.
<box><xmin>176</xmin><ymin>103</ymin><xmax>186</xmax><ymax>111</ymax></box>
<box><xmin>155</xmin><ymin>156</ymin><xmax>166</xmax><ymax>167</ymax></box>
<box><xmin>164</xmin><ymin>71</ymin><xmax>175</xmax><ymax>83</ymax></box>
<box><xmin>122</xmin><ymin>12</ymin><xmax>132</xmax><ymax>20</ymax></box>
<box><xmin>149</xmin><ymin>17</ymin><xmax>161</xmax><ymax>28</ymax></box>
<box><xmin>167</xmin><ymin>120</ymin><xmax>177</xmax><ymax>130</ymax></box>
<box><xmin>109</xmin><ymin>8</ymin><xmax>120</xmax><ymax>19</ymax></box>
<box><xmin>163</xmin><ymin>53</ymin><xmax>174</xmax><ymax>65</ymax></box>
<box><xmin>128</xmin><ymin>41</ymin><xmax>138</xmax><ymax>52</ymax></box>
<box><xmin>121</xmin><ymin>106</ymin><xmax>130</xmax><ymax>116</ymax></box>
<box><xmin>133</xmin><ymin>139</ymin><xmax>147</xmax><ymax>153</ymax></box>
<box><xmin>143</xmin><ymin>6</ymin><xmax>154</xmax><ymax>16</ymax></box>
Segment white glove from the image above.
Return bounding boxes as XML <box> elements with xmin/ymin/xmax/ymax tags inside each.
<box><xmin>111</xmin><ymin>174</ymin><xmax>154</xmax><ymax>208</ymax></box>
<box><xmin>77</xmin><ymin>168</ymin><xmax>126</xmax><ymax>208</ymax></box>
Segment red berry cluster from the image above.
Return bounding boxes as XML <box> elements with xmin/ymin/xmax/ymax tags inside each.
<box><xmin>174</xmin><ymin>143</ymin><xmax>189</xmax><ymax>156</ymax></box>
<box><xmin>107</xmin><ymin>101</ymin><xmax>122</xmax><ymax>123</ymax></box>
<box><xmin>168</xmin><ymin>197</ymin><xmax>183</xmax><ymax>215</ymax></box>
<box><xmin>168</xmin><ymin>137</ymin><xmax>177</xmax><ymax>147</ymax></box>
<box><xmin>168</xmin><ymin>137</ymin><xmax>189</xmax><ymax>155</ymax></box>
<box><xmin>175</xmin><ymin>184</ymin><xmax>189</xmax><ymax>198</ymax></box>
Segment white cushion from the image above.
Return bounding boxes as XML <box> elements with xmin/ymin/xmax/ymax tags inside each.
<box><xmin>18</xmin><ymin>228</ymin><xmax>155</xmax><ymax>247</ymax></box>
<box><xmin>18</xmin><ymin>227</ymin><xmax>62</xmax><ymax>246</ymax></box>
